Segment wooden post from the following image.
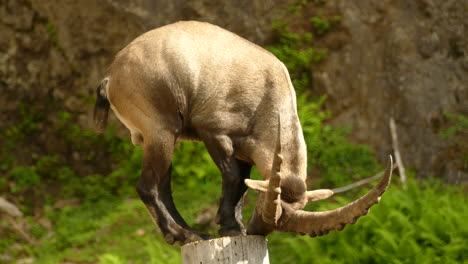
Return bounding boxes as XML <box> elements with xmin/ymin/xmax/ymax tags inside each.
<box><xmin>181</xmin><ymin>235</ymin><xmax>270</xmax><ymax>264</ymax></box>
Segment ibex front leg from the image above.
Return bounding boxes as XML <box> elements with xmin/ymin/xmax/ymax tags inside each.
<box><xmin>199</xmin><ymin>133</ymin><xmax>251</xmax><ymax>237</ymax></box>
<box><xmin>136</xmin><ymin>134</ymin><xmax>209</xmax><ymax>245</ymax></box>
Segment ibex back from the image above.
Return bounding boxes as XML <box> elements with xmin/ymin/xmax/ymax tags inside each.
<box><xmin>94</xmin><ymin>21</ymin><xmax>392</xmax><ymax>245</ymax></box>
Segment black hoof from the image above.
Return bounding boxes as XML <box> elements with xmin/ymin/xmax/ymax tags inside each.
<box><xmin>218</xmin><ymin>228</ymin><xmax>245</xmax><ymax>237</ymax></box>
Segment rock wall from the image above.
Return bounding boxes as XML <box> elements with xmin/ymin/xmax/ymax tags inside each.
<box><xmin>0</xmin><ymin>0</ymin><xmax>286</xmax><ymax>122</ymax></box>
<box><xmin>312</xmin><ymin>0</ymin><xmax>467</xmax><ymax>183</ymax></box>
<box><xmin>1</xmin><ymin>0</ymin><xmax>466</xmax><ymax>183</ymax></box>
<box><xmin>0</xmin><ymin>0</ymin><xmax>287</xmax><ymax>163</ymax></box>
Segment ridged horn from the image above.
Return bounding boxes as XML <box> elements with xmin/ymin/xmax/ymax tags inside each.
<box><xmin>261</xmin><ymin>114</ymin><xmax>283</xmax><ymax>226</ymax></box>
<box><xmin>278</xmin><ymin>155</ymin><xmax>393</xmax><ymax>237</ymax></box>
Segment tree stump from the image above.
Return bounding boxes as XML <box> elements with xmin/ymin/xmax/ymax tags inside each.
<box><xmin>181</xmin><ymin>235</ymin><xmax>270</xmax><ymax>264</ymax></box>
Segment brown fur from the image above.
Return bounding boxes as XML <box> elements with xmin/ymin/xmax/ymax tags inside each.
<box><xmin>97</xmin><ymin>21</ymin><xmax>307</xmax><ymax>244</ymax></box>
<box><xmin>95</xmin><ymin>21</ymin><xmax>393</xmax><ymax>245</ymax></box>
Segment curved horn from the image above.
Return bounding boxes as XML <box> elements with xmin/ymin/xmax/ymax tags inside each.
<box><xmin>261</xmin><ymin>114</ymin><xmax>283</xmax><ymax>226</ymax></box>
<box><xmin>278</xmin><ymin>155</ymin><xmax>393</xmax><ymax>237</ymax></box>
<box><xmin>306</xmin><ymin>189</ymin><xmax>334</xmax><ymax>202</ymax></box>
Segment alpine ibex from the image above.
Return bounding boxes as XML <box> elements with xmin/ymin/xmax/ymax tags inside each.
<box><xmin>94</xmin><ymin>21</ymin><xmax>393</xmax><ymax>245</ymax></box>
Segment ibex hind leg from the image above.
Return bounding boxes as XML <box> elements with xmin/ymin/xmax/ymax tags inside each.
<box><xmin>198</xmin><ymin>133</ymin><xmax>252</xmax><ymax>237</ymax></box>
<box><xmin>136</xmin><ymin>131</ymin><xmax>210</xmax><ymax>245</ymax></box>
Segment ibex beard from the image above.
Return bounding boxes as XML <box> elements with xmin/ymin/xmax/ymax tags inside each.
<box><xmin>93</xmin><ymin>21</ymin><xmax>393</xmax><ymax>245</ymax></box>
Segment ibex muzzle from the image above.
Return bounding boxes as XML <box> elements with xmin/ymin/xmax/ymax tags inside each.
<box><xmin>93</xmin><ymin>21</ymin><xmax>393</xmax><ymax>245</ymax></box>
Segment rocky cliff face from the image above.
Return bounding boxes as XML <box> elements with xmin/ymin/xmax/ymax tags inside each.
<box><xmin>1</xmin><ymin>0</ymin><xmax>466</xmax><ymax>183</ymax></box>
<box><xmin>313</xmin><ymin>0</ymin><xmax>467</xmax><ymax>183</ymax></box>
<box><xmin>0</xmin><ymin>0</ymin><xmax>287</xmax><ymax>168</ymax></box>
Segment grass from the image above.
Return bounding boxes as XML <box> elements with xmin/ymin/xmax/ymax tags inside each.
<box><xmin>25</xmin><ymin>199</ymin><xmax>181</xmax><ymax>264</ymax></box>
<box><xmin>268</xmin><ymin>177</ymin><xmax>468</xmax><ymax>263</ymax></box>
<box><xmin>2</xmin><ymin>173</ymin><xmax>466</xmax><ymax>263</ymax></box>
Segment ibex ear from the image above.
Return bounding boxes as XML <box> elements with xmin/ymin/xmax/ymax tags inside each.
<box><xmin>245</xmin><ymin>179</ymin><xmax>269</xmax><ymax>193</ymax></box>
<box><xmin>306</xmin><ymin>189</ymin><xmax>334</xmax><ymax>203</ymax></box>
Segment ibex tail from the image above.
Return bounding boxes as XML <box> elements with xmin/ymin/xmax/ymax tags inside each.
<box><xmin>93</xmin><ymin>78</ymin><xmax>110</xmax><ymax>134</ymax></box>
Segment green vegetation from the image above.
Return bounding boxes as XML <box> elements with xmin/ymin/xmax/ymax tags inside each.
<box><xmin>295</xmin><ymin>95</ymin><xmax>381</xmax><ymax>187</ymax></box>
<box><xmin>45</xmin><ymin>22</ymin><xmax>60</xmax><ymax>49</ymax></box>
<box><xmin>311</xmin><ymin>16</ymin><xmax>332</xmax><ymax>36</ymax></box>
<box><xmin>3</xmin><ymin>96</ymin><xmax>465</xmax><ymax>264</ymax></box>
<box><xmin>438</xmin><ymin>112</ymin><xmax>468</xmax><ymax>168</ymax></box>
<box><xmin>1</xmin><ymin>2</ymin><xmax>466</xmax><ymax>263</ymax></box>
<box><xmin>3</xmin><ymin>168</ymin><xmax>466</xmax><ymax>263</ymax></box>
<box><xmin>266</xmin><ymin>23</ymin><xmax>325</xmax><ymax>95</ymax></box>
<box><xmin>439</xmin><ymin>112</ymin><xmax>468</xmax><ymax>139</ymax></box>
<box><xmin>2</xmin><ymin>104</ymin><xmax>43</xmax><ymax>155</ymax></box>
<box><xmin>270</xmin><ymin>177</ymin><xmax>467</xmax><ymax>263</ymax></box>
<box><xmin>266</xmin><ymin>11</ymin><xmax>379</xmax><ymax>188</ymax></box>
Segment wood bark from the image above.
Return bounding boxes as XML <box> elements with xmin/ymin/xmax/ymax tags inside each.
<box><xmin>181</xmin><ymin>235</ymin><xmax>269</xmax><ymax>264</ymax></box>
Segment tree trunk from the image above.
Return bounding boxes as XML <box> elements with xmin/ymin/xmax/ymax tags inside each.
<box><xmin>181</xmin><ymin>235</ymin><xmax>270</xmax><ymax>264</ymax></box>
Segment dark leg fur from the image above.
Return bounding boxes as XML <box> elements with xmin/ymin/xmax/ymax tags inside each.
<box><xmin>199</xmin><ymin>134</ymin><xmax>252</xmax><ymax>236</ymax></box>
<box><xmin>137</xmin><ymin>138</ymin><xmax>210</xmax><ymax>245</ymax></box>
<box><xmin>219</xmin><ymin>159</ymin><xmax>251</xmax><ymax>236</ymax></box>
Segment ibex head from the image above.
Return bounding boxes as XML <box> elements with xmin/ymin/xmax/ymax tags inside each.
<box><xmin>245</xmin><ymin>116</ymin><xmax>393</xmax><ymax>237</ymax></box>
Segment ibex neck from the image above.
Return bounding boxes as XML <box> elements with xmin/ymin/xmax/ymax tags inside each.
<box><xmin>281</xmin><ymin>117</ymin><xmax>308</xmax><ymax>181</ymax></box>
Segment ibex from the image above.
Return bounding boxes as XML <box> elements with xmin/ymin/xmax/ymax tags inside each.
<box><xmin>94</xmin><ymin>21</ymin><xmax>392</xmax><ymax>245</ymax></box>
